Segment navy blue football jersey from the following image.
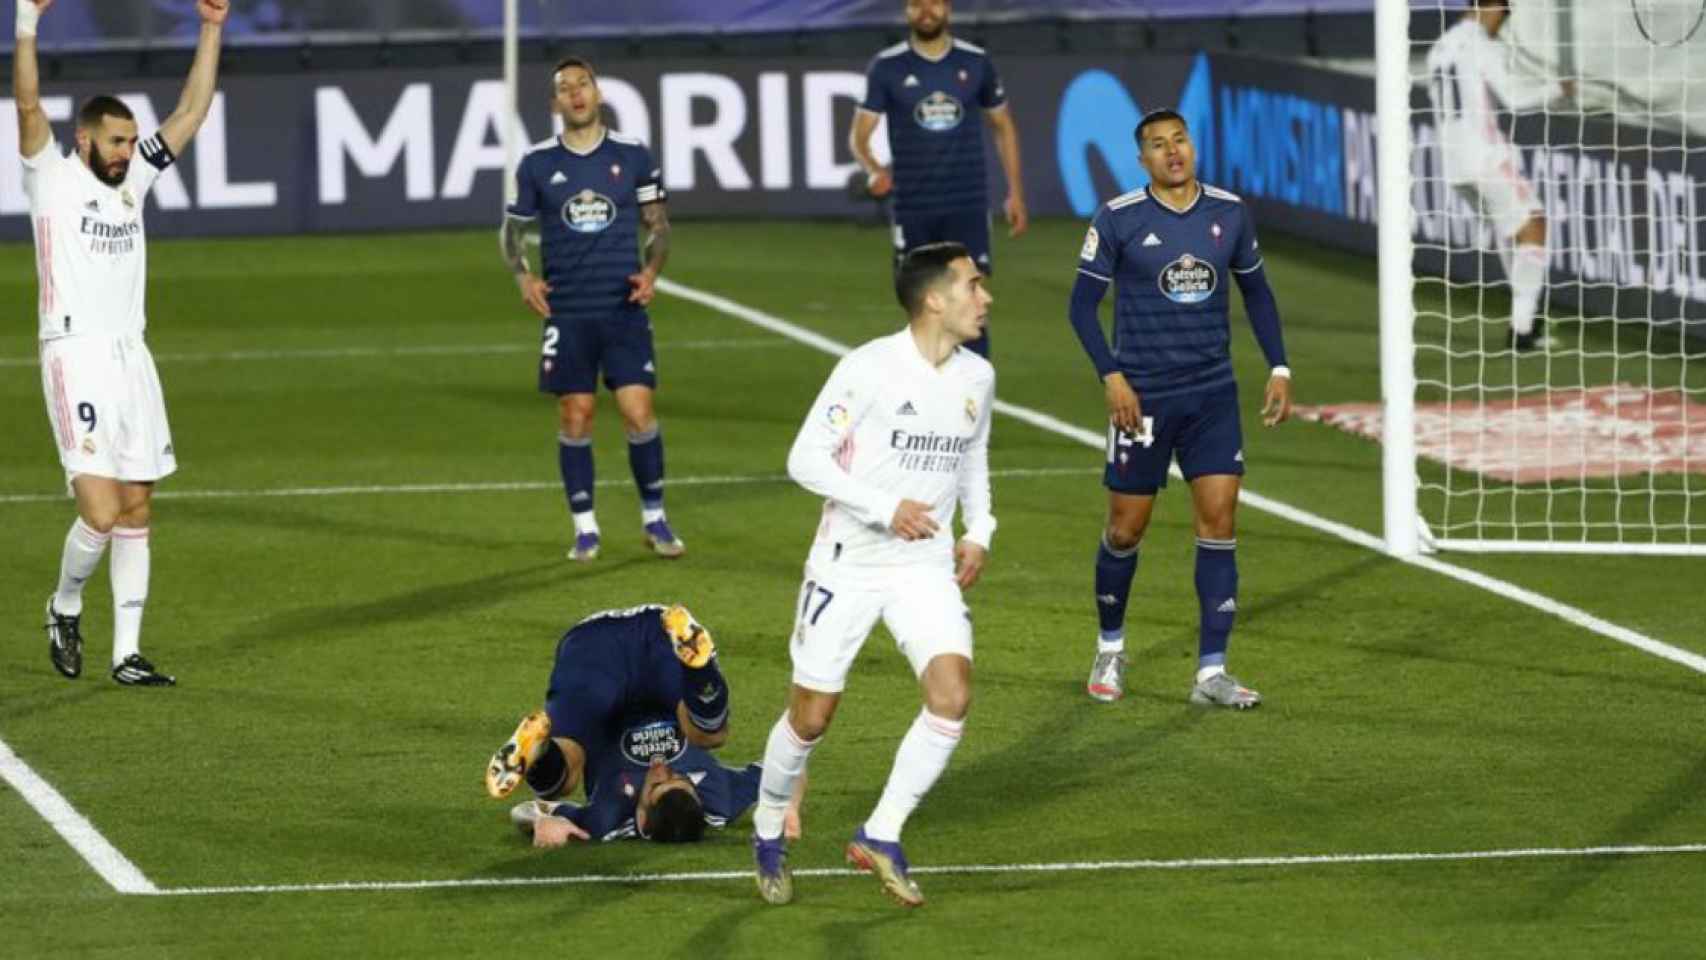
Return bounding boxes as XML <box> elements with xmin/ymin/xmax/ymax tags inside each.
<box><xmin>507</xmin><ymin>132</ymin><xmax>664</xmax><ymax>321</ymax></box>
<box><xmin>860</xmin><ymin>38</ymin><xmax>1007</xmax><ymax>216</ymax></box>
<box><xmin>1077</xmin><ymin>184</ymin><xmax>1264</xmax><ymax>400</ymax></box>
<box><xmin>554</xmin><ymin>716</ymin><xmax>761</xmax><ymax>842</ymax></box>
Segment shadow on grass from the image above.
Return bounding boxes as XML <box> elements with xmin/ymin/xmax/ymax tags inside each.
<box><xmin>220</xmin><ymin>558</ymin><xmax>641</xmax><ymax>654</ymax></box>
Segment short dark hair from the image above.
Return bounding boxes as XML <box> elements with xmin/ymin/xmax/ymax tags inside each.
<box><xmin>552</xmin><ymin>56</ymin><xmax>597</xmax><ymax>85</ymax></box>
<box><xmin>1134</xmin><ymin>108</ymin><xmax>1186</xmax><ymax>146</ymax></box>
<box><xmin>645</xmin><ymin>787</ymin><xmax>706</xmax><ymax>844</ymax></box>
<box><xmin>78</xmin><ymin>96</ymin><xmax>135</xmax><ymax>130</ymax></box>
<box><xmin>895</xmin><ymin>241</ymin><xmax>972</xmax><ymax>316</ymax></box>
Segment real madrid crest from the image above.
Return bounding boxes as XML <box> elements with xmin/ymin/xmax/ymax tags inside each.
<box><xmin>964</xmin><ymin>397</ymin><xmax>978</xmax><ymax>423</ymax></box>
<box><xmin>120</xmin><ymin>188</ymin><xmax>136</xmax><ymax>210</ymax></box>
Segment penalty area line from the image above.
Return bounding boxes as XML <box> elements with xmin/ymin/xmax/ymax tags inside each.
<box><xmin>149</xmin><ymin>843</ymin><xmax>1706</xmax><ymax>897</ymax></box>
<box><xmin>655</xmin><ymin>278</ymin><xmax>1706</xmax><ymax>676</ymax></box>
<box><xmin>0</xmin><ymin>736</ymin><xmax>158</xmax><ymax>894</ymax></box>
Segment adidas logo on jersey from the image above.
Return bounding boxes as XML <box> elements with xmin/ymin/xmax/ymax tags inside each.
<box><xmin>84</xmin><ymin>199</ymin><xmax>100</xmax><ymax>213</ymax></box>
<box><xmin>1142</xmin><ymin>233</ymin><xmax>1163</xmax><ymax>247</ymax></box>
<box><xmin>897</xmin><ymin>401</ymin><xmax>918</xmax><ymax>416</ymax></box>
<box><xmin>550</xmin><ymin>171</ymin><xmax>568</xmax><ymax>185</ymax></box>
<box><xmin>904</xmin><ymin>74</ymin><xmax>920</xmax><ymax>87</ymax></box>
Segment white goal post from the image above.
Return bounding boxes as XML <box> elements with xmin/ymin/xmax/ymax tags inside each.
<box><xmin>1379</xmin><ymin>0</ymin><xmax>1706</xmax><ymax>556</ymax></box>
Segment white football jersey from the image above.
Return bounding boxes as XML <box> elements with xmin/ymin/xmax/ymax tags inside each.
<box><xmin>23</xmin><ymin>134</ymin><xmax>175</xmax><ymax>341</ymax></box>
<box><xmin>1425</xmin><ymin>19</ymin><xmax>1563</xmax><ymax>181</ymax></box>
<box><xmin>787</xmin><ymin>328</ymin><xmax>996</xmax><ymax>567</ymax></box>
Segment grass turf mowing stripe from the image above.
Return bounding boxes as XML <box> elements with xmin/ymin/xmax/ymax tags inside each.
<box><xmin>655</xmin><ymin>277</ymin><xmax>1706</xmax><ymax>676</ymax></box>
<box><xmin>0</xmin><ymin>737</ymin><xmax>158</xmax><ymax>894</ymax></box>
<box><xmin>148</xmin><ymin>843</ymin><xmax>1706</xmax><ymax>897</ymax></box>
<box><xmin>0</xmin><ymin>337</ymin><xmax>788</xmax><ymax>368</ymax></box>
<box><xmin>0</xmin><ymin>466</ymin><xmax>1095</xmax><ymax>505</ymax></box>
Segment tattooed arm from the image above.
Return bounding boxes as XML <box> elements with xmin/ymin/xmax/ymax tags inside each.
<box><xmin>501</xmin><ymin>214</ymin><xmax>550</xmax><ymax>318</ymax></box>
<box><xmin>628</xmin><ymin>201</ymin><xmax>671</xmax><ymax>306</ymax></box>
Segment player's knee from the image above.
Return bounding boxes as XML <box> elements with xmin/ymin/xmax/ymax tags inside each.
<box><xmin>1104</xmin><ymin>522</ymin><xmax>1144</xmax><ymax>552</ymax></box>
<box><xmin>1195</xmin><ymin>514</ymin><xmax>1235</xmax><ymax>541</ymax></box>
<box><xmin>924</xmin><ymin>684</ymin><xmax>971</xmax><ymax>721</ymax></box>
<box><xmin>786</xmin><ymin>697</ymin><xmax>835</xmax><ymax>742</ymax></box>
<box><xmin>557</xmin><ymin>399</ymin><xmax>596</xmax><ymax>436</ymax></box>
<box><xmin>79</xmin><ymin>506</ymin><xmax>120</xmax><ymax>535</ymax></box>
<box><xmin>118</xmin><ymin>503</ymin><xmax>152</xmax><ymax>529</ymax></box>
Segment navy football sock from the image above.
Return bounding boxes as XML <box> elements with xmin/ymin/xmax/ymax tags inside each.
<box><xmin>627</xmin><ymin>427</ymin><xmax>665</xmax><ymax>511</ymax></box>
<box><xmin>681</xmin><ymin>656</ymin><xmax>729</xmax><ymax>734</ymax></box>
<box><xmin>1095</xmin><ymin>534</ymin><xmax>1140</xmax><ymax>640</ymax></box>
<box><xmin>1195</xmin><ymin>538</ymin><xmax>1238</xmax><ymax>667</ymax></box>
<box><xmin>525</xmin><ymin>739</ymin><xmax>568</xmax><ymax>799</ymax></box>
<box><xmin>558</xmin><ymin>434</ymin><xmax>594</xmax><ymax>515</ymax></box>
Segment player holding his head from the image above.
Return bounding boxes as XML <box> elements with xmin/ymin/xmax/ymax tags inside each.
<box><xmin>850</xmin><ymin>0</ymin><xmax>1026</xmax><ymax>358</ymax></box>
<box><xmin>1426</xmin><ymin>0</ymin><xmax>1571</xmax><ymax>351</ymax></box>
<box><xmin>19</xmin><ymin>0</ymin><xmax>230</xmax><ymax>686</ymax></box>
<box><xmin>1070</xmin><ymin>110</ymin><xmax>1292</xmax><ymax>709</ymax></box>
<box><xmin>751</xmin><ymin>242</ymin><xmax>996</xmax><ymax>909</ymax></box>
<box><xmin>485</xmin><ymin>604</ymin><xmax>762</xmax><ymax>844</ymax></box>
<box><xmin>500</xmin><ymin>57</ymin><xmax>685</xmax><ymax>562</ymax></box>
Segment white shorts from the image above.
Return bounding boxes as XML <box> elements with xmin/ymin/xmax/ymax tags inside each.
<box><xmin>788</xmin><ymin>544</ymin><xmax>974</xmax><ymax>694</ymax></box>
<box><xmin>39</xmin><ymin>335</ymin><xmax>177</xmax><ymax>488</ymax></box>
<box><xmin>1454</xmin><ymin>154</ymin><xmax>1543</xmax><ymax>242</ymax></box>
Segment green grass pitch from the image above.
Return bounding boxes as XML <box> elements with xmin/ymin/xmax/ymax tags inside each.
<box><xmin>1</xmin><ymin>220</ymin><xmax>1703</xmax><ymax>957</ymax></box>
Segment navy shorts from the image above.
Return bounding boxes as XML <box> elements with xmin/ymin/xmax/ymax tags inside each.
<box><xmin>544</xmin><ymin>616</ymin><xmax>682</xmax><ymax>755</ymax></box>
<box><xmin>892</xmin><ymin>208</ymin><xmax>994</xmax><ymax>277</ymax></box>
<box><xmin>538</xmin><ymin>307</ymin><xmax>657</xmax><ymax>395</ymax></box>
<box><xmin>1103</xmin><ymin>382</ymin><xmax>1245</xmax><ymax>495</ymax></box>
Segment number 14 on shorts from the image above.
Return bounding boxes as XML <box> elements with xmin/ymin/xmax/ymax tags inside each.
<box><xmin>1106</xmin><ymin>417</ymin><xmax>1155</xmax><ymax>463</ymax></box>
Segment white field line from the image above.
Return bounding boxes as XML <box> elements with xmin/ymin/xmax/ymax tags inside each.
<box><xmin>0</xmin><ymin>737</ymin><xmax>158</xmax><ymax>895</ymax></box>
<box><xmin>0</xmin><ymin>337</ymin><xmax>785</xmax><ymax>368</ymax></box>
<box><xmin>656</xmin><ymin>278</ymin><xmax>1706</xmax><ymax>675</ymax></box>
<box><xmin>151</xmin><ymin>843</ymin><xmax>1706</xmax><ymax>897</ymax></box>
<box><xmin>0</xmin><ymin>466</ymin><xmax>1092</xmax><ymax>506</ymax></box>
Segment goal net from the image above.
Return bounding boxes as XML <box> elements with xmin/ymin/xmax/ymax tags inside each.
<box><xmin>1380</xmin><ymin>0</ymin><xmax>1706</xmax><ymax>555</ymax></box>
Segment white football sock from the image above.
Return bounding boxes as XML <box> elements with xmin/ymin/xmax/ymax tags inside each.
<box><xmin>1196</xmin><ymin>664</ymin><xmax>1227</xmax><ymax>685</ymax></box>
<box><xmin>1509</xmin><ymin>243</ymin><xmax>1548</xmax><ymax>337</ymax></box>
<box><xmin>640</xmin><ymin>505</ymin><xmax>666</xmax><ymax>525</ymax></box>
<box><xmin>110</xmin><ymin>527</ymin><xmax>150</xmax><ymax>664</ymax></box>
<box><xmin>571</xmin><ymin>510</ymin><xmax>600</xmax><ymax>536</ymax></box>
<box><xmin>863</xmin><ymin>709</ymin><xmax>964</xmax><ymax>843</ymax></box>
<box><xmin>54</xmin><ymin>519</ymin><xmax>110</xmax><ymax>617</ymax></box>
<box><xmin>753</xmin><ymin>712</ymin><xmax>817</xmax><ymax>841</ymax></box>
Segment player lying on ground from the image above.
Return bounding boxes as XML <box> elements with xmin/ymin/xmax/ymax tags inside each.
<box><xmin>486</xmin><ymin>603</ymin><xmax>795</xmax><ymax>844</ymax></box>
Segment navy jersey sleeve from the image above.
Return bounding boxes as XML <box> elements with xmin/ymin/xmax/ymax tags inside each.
<box><xmin>688</xmin><ymin>758</ymin><xmax>761</xmax><ymax>826</ymax></box>
<box><xmin>860</xmin><ymin>57</ymin><xmax>889</xmax><ymax>113</ymax></box>
<box><xmin>978</xmin><ymin>55</ymin><xmax>1008</xmax><ymax>110</ymax></box>
<box><xmin>1077</xmin><ymin>205</ymin><xmax>1120</xmax><ymax>282</ymax></box>
<box><xmin>507</xmin><ymin>155</ymin><xmax>541</xmax><ymax>220</ymax></box>
<box><xmin>1231</xmin><ymin>205</ymin><xmax>1263</xmax><ymax>275</ymax></box>
<box><xmin>634</xmin><ymin>143</ymin><xmax>666</xmax><ymax>206</ymax></box>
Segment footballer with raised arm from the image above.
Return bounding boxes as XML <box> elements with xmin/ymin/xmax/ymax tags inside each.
<box><xmin>22</xmin><ymin>0</ymin><xmax>230</xmax><ymax>687</ymax></box>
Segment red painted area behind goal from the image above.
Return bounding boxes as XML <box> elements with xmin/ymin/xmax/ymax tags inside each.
<box><xmin>1297</xmin><ymin>385</ymin><xmax>1706</xmax><ymax>483</ymax></box>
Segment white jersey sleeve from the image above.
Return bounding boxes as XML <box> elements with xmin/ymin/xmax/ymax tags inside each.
<box><xmin>787</xmin><ymin>350</ymin><xmax>905</xmax><ymax>531</ymax></box>
<box><xmin>955</xmin><ymin>374</ymin><xmax>997</xmax><ymax>549</ymax></box>
<box><xmin>21</xmin><ymin>137</ymin><xmax>67</xmax><ymax>205</ymax></box>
